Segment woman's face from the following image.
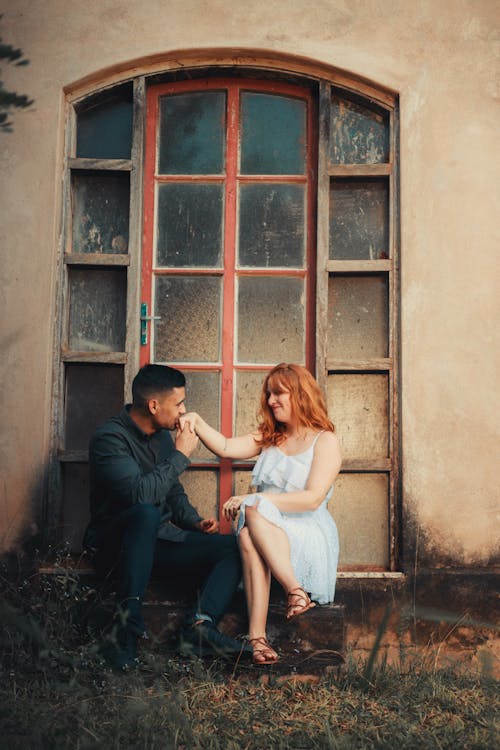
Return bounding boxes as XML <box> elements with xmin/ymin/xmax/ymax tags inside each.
<box><xmin>267</xmin><ymin>386</ymin><xmax>293</xmax><ymax>424</ymax></box>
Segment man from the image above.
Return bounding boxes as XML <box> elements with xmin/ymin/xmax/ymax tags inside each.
<box><xmin>84</xmin><ymin>364</ymin><xmax>249</xmax><ymax>669</ymax></box>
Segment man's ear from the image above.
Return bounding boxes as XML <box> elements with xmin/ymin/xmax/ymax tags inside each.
<box><xmin>148</xmin><ymin>398</ymin><xmax>158</xmax><ymax>415</ymax></box>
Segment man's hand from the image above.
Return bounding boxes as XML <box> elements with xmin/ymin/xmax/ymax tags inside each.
<box><xmin>175</xmin><ymin>422</ymin><xmax>199</xmax><ymax>457</ymax></box>
<box><xmin>196</xmin><ymin>518</ymin><xmax>219</xmax><ymax>534</ymax></box>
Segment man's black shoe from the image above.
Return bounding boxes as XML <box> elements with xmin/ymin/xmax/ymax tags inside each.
<box><xmin>180</xmin><ymin>620</ymin><xmax>252</xmax><ymax>659</ymax></box>
<box><xmin>101</xmin><ymin>626</ymin><xmax>139</xmax><ymax>671</ymax></box>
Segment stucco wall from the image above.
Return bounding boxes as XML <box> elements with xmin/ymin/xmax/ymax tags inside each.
<box><xmin>1</xmin><ymin>0</ymin><xmax>498</xmax><ymax>565</ymax></box>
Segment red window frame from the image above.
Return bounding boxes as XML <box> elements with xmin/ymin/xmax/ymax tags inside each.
<box><xmin>141</xmin><ymin>78</ymin><xmax>317</xmax><ymax>530</ymax></box>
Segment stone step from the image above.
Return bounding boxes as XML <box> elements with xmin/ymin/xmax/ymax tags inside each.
<box><xmin>38</xmin><ymin>563</ymin><xmax>346</xmax><ymax>673</ymax></box>
<box><xmin>142</xmin><ymin>595</ymin><xmax>345</xmax><ymax>672</ymax></box>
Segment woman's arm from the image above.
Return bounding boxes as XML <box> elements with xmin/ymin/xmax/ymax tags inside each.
<box><xmin>180</xmin><ymin>412</ymin><xmax>261</xmax><ymax>460</ymax></box>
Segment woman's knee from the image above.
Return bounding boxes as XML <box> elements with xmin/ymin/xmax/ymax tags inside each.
<box><xmin>238</xmin><ymin>526</ymin><xmax>257</xmax><ymax>555</ymax></box>
<box><xmin>244</xmin><ymin>505</ymin><xmax>260</xmax><ymax>525</ymax></box>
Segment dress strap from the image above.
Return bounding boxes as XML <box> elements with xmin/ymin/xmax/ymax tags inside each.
<box><xmin>311</xmin><ymin>430</ymin><xmax>325</xmax><ymax>447</ymax></box>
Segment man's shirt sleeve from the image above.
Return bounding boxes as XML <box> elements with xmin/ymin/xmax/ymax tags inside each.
<box><xmin>90</xmin><ymin>428</ymin><xmax>191</xmax><ymax>508</ymax></box>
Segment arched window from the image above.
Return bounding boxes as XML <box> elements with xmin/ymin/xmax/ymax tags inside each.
<box><xmin>52</xmin><ymin>63</ymin><xmax>399</xmax><ymax>573</ymax></box>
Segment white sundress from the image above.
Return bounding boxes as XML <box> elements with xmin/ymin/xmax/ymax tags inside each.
<box><xmin>236</xmin><ymin>433</ymin><xmax>339</xmax><ymax>604</ymax></box>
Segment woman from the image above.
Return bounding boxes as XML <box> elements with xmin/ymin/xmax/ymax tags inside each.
<box><xmin>180</xmin><ymin>363</ymin><xmax>341</xmax><ymax>665</ymax></box>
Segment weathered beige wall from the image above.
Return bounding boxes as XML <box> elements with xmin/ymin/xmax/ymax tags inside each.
<box><xmin>1</xmin><ymin>0</ymin><xmax>498</xmax><ymax>564</ymax></box>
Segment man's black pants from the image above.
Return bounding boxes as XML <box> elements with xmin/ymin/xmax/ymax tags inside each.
<box><xmin>94</xmin><ymin>504</ymin><xmax>242</xmax><ymax>635</ymax></box>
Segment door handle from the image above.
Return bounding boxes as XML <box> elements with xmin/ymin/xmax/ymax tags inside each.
<box><xmin>140</xmin><ymin>302</ymin><xmax>161</xmax><ymax>346</ymax></box>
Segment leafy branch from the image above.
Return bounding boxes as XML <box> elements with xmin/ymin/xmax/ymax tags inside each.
<box><xmin>0</xmin><ymin>29</ymin><xmax>34</xmax><ymax>133</ymax></box>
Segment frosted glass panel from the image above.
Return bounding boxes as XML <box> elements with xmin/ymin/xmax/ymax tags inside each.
<box><xmin>330</xmin><ymin>94</ymin><xmax>389</xmax><ymax>165</ymax></box>
<box><xmin>76</xmin><ymin>87</ymin><xmax>132</xmax><ymax>159</ymax></box>
<box><xmin>184</xmin><ymin>371</ymin><xmax>220</xmax><ymax>461</ymax></box>
<box><xmin>329</xmin><ymin>179</ymin><xmax>388</xmax><ymax>260</ymax></box>
<box><xmin>181</xmin><ymin>470</ymin><xmax>219</xmax><ymax>521</ymax></box>
<box><xmin>326</xmin><ymin>373</ymin><xmax>389</xmax><ymax>459</ymax></box>
<box><xmin>235</xmin><ymin>370</ymin><xmax>267</xmax><ymax>436</ymax></box>
<box><xmin>237</xmin><ymin>277</ymin><xmax>305</xmax><ymax>364</ymax></box>
<box><xmin>331</xmin><ymin>473</ymin><xmax>389</xmax><ymax>567</ymax></box>
<box><xmin>240</xmin><ymin>92</ymin><xmax>306</xmax><ymax>175</ymax></box>
<box><xmin>156</xmin><ymin>183</ymin><xmax>223</xmax><ymax>267</ymax></box>
<box><xmin>234</xmin><ymin>470</ymin><xmax>255</xmax><ymax>496</ymax></box>
<box><xmin>154</xmin><ymin>276</ymin><xmax>221</xmax><ymax>362</ymax></box>
<box><xmin>68</xmin><ymin>268</ymin><xmax>126</xmax><ymax>352</ymax></box>
<box><xmin>158</xmin><ymin>91</ymin><xmax>226</xmax><ymax>175</ymax></box>
<box><xmin>238</xmin><ymin>183</ymin><xmax>305</xmax><ymax>267</ymax></box>
<box><xmin>65</xmin><ymin>364</ymin><xmax>123</xmax><ymax>450</ymax></box>
<box><xmin>328</xmin><ymin>275</ymin><xmax>388</xmax><ymax>359</ymax></box>
<box><xmin>72</xmin><ymin>172</ymin><xmax>129</xmax><ymax>254</ymax></box>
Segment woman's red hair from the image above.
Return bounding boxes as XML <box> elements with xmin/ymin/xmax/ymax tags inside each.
<box><xmin>257</xmin><ymin>363</ymin><xmax>334</xmax><ymax>448</ymax></box>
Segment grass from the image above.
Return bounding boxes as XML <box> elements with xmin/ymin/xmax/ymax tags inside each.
<box><xmin>0</xmin><ymin>553</ymin><xmax>498</xmax><ymax>750</ymax></box>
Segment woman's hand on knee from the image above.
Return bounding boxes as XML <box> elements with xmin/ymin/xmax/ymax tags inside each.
<box><xmin>222</xmin><ymin>495</ymin><xmax>246</xmax><ymax>521</ymax></box>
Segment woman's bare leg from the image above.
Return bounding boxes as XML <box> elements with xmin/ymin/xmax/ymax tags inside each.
<box><xmin>238</xmin><ymin>527</ymin><xmax>277</xmax><ymax>662</ymax></box>
<box><xmin>238</xmin><ymin>527</ymin><xmax>270</xmax><ymax>636</ymax></box>
<box><xmin>244</xmin><ymin>505</ymin><xmax>300</xmax><ymax>595</ymax></box>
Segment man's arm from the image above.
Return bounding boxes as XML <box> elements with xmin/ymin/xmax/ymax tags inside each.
<box><xmin>90</xmin><ymin>428</ymin><xmax>191</xmax><ymax>508</ymax></box>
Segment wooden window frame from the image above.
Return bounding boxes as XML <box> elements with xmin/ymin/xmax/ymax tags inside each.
<box><xmin>316</xmin><ymin>81</ymin><xmax>399</xmax><ymax>571</ymax></box>
<box><xmin>50</xmin><ymin>65</ymin><xmax>399</xmax><ymax>573</ymax></box>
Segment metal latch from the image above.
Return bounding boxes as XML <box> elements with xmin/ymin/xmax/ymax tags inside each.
<box><xmin>140</xmin><ymin>302</ymin><xmax>161</xmax><ymax>346</ymax></box>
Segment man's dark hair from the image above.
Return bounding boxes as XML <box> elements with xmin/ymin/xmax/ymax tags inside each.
<box><xmin>132</xmin><ymin>364</ymin><xmax>185</xmax><ymax>407</ymax></box>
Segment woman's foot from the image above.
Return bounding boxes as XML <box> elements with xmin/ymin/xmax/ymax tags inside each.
<box><xmin>248</xmin><ymin>636</ymin><xmax>279</xmax><ymax>665</ymax></box>
<box><xmin>286</xmin><ymin>587</ymin><xmax>316</xmax><ymax>620</ymax></box>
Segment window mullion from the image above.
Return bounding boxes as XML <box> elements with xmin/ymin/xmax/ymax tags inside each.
<box><xmin>218</xmin><ymin>84</ymin><xmax>239</xmax><ymax>531</ymax></box>
<box><xmin>315</xmin><ymin>80</ymin><xmax>332</xmax><ymax>393</ymax></box>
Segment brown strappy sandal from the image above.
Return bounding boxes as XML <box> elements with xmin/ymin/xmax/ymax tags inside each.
<box><xmin>286</xmin><ymin>587</ymin><xmax>316</xmax><ymax>620</ymax></box>
<box><xmin>248</xmin><ymin>636</ymin><xmax>279</xmax><ymax>665</ymax></box>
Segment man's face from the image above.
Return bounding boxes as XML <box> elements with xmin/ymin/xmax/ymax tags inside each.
<box><xmin>150</xmin><ymin>387</ymin><xmax>186</xmax><ymax>431</ymax></box>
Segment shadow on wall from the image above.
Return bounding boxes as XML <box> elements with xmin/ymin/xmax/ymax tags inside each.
<box><xmin>0</xmin><ymin>462</ymin><xmax>48</xmax><ymax>556</ymax></box>
<box><xmin>403</xmin><ymin>503</ymin><xmax>500</xmax><ymax>570</ymax></box>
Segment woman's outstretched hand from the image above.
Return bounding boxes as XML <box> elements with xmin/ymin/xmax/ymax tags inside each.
<box><xmin>179</xmin><ymin>412</ymin><xmax>199</xmax><ymax>433</ymax></box>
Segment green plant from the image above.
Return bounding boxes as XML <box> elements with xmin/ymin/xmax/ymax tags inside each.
<box><xmin>0</xmin><ymin>17</ymin><xmax>33</xmax><ymax>133</ymax></box>
<box><xmin>0</xmin><ymin>556</ymin><xmax>498</xmax><ymax>749</ymax></box>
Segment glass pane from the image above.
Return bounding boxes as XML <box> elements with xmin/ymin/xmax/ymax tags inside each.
<box><xmin>65</xmin><ymin>364</ymin><xmax>123</xmax><ymax>450</ymax></box>
<box><xmin>237</xmin><ymin>277</ymin><xmax>305</xmax><ymax>364</ymax></box>
<box><xmin>61</xmin><ymin>463</ymin><xmax>90</xmax><ymax>553</ymax></box>
<box><xmin>238</xmin><ymin>184</ymin><xmax>305</xmax><ymax>267</ymax></box>
<box><xmin>76</xmin><ymin>87</ymin><xmax>133</xmax><ymax>159</ymax></box>
<box><xmin>184</xmin><ymin>371</ymin><xmax>220</xmax><ymax>461</ymax></box>
<box><xmin>332</xmin><ymin>473</ymin><xmax>389</xmax><ymax>567</ymax></box>
<box><xmin>234</xmin><ymin>370</ymin><xmax>267</xmax><ymax>436</ymax></box>
<box><xmin>329</xmin><ymin>179</ymin><xmax>388</xmax><ymax>260</ymax></box>
<box><xmin>158</xmin><ymin>91</ymin><xmax>226</xmax><ymax>175</ymax></box>
<box><xmin>328</xmin><ymin>275</ymin><xmax>388</xmax><ymax>359</ymax></box>
<box><xmin>330</xmin><ymin>94</ymin><xmax>389</xmax><ymax>164</ymax></box>
<box><xmin>156</xmin><ymin>183</ymin><xmax>223</xmax><ymax>267</ymax></box>
<box><xmin>154</xmin><ymin>276</ymin><xmax>221</xmax><ymax>362</ymax></box>
<box><xmin>326</xmin><ymin>373</ymin><xmax>389</xmax><ymax>459</ymax></box>
<box><xmin>234</xmin><ymin>469</ymin><xmax>255</xmax><ymax>496</ymax></box>
<box><xmin>240</xmin><ymin>92</ymin><xmax>306</xmax><ymax>174</ymax></box>
<box><xmin>181</xmin><ymin>470</ymin><xmax>219</xmax><ymax>520</ymax></box>
<box><xmin>68</xmin><ymin>268</ymin><xmax>126</xmax><ymax>352</ymax></box>
<box><xmin>72</xmin><ymin>172</ymin><xmax>129</xmax><ymax>254</ymax></box>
